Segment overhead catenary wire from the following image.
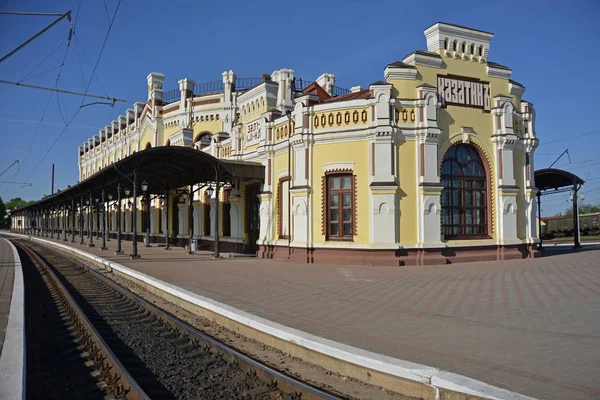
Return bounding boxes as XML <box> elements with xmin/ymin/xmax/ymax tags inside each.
<box><xmin>542</xmin><ymin>129</ymin><xmax>600</xmax><ymax>145</ymax></box>
<box><xmin>14</xmin><ymin>9</ymin><xmax>77</xmax><ymax>180</ymax></box>
<box><xmin>18</xmin><ymin>38</ymin><xmax>67</xmax><ymax>82</ymax></box>
<box><xmin>26</xmin><ymin>0</ymin><xmax>123</xmax><ymax>181</ymax></box>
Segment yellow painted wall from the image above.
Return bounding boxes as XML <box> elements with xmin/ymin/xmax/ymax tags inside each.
<box><xmin>390</xmin><ymin>56</ymin><xmax>526</xmax><ymax>240</ymax></box>
<box><xmin>313</xmin><ymin>108</ymin><xmax>369</xmax><ymax>130</ymax></box>
<box><xmin>272</xmin><ymin>151</ymin><xmax>292</xmax><ymax>240</ymax></box>
<box><xmin>140</xmin><ymin>123</ymin><xmax>153</xmax><ymax>149</ymax></box>
<box><xmin>311</xmin><ymin>140</ymin><xmax>370</xmax><ymax>245</ymax></box>
<box><xmin>514</xmin><ymin>147</ymin><xmax>526</xmax><ymax>239</ymax></box>
<box><xmin>397</xmin><ymin>140</ymin><xmax>417</xmax><ymax>244</ymax></box>
<box><xmin>192</xmin><ymin>120</ymin><xmax>221</xmax><ymax>138</ymax></box>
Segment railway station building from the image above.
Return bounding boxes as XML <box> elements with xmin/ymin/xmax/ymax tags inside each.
<box><xmin>13</xmin><ymin>22</ymin><xmax>540</xmax><ymax>265</ymax></box>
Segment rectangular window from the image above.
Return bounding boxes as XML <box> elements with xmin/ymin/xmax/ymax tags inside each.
<box><xmin>222</xmin><ymin>189</ymin><xmax>231</xmax><ymax>237</ymax></box>
<box><xmin>203</xmin><ymin>193</ymin><xmax>211</xmax><ymax>236</ymax></box>
<box><xmin>326</xmin><ymin>174</ymin><xmax>354</xmax><ymax>240</ymax></box>
<box><xmin>279</xmin><ymin>178</ymin><xmax>290</xmax><ymax>239</ymax></box>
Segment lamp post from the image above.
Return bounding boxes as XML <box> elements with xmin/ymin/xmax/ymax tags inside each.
<box><xmin>101</xmin><ymin>189</ymin><xmax>107</xmax><ymax>250</ymax></box>
<box><xmin>107</xmin><ymin>192</ymin><xmax>113</xmax><ymax>241</ymax></box>
<box><xmin>87</xmin><ymin>194</ymin><xmax>94</xmax><ymax>247</ymax></box>
<box><xmin>50</xmin><ymin>206</ymin><xmax>54</xmax><ymax>239</ymax></box>
<box><xmin>164</xmin><ymin>190</ymin><xmax>170</xmax><ymax>250</ymax></box>
<box><xmin>124</xmin><ymin>187</ymin><xmax>131</xmax><ymax>237</ymax></box>
<box><xmin>71</xmin><ymin>197</ymin><xmax>76</xmax><ymax>242</ymax></box>
<box><xmin>570</xmin><ymin>192</ymin><xmax>584</xmax><ymax>249</ymax></box>
<box><xmin>141</xmin><ymin>181</ymin><xmax>149</xmax><ymax>247</ymax></box>
<box><xmin>206</xmin><ymin>185</ymin><xmax>220</xmax><ymax>258</ymax></box>
<box><xmin>95</xmin><ymin>197</ymin><xmax>101</xmax><ymax>239</ymax></box>
<box><xmin>187</xmin><ymin>186</ymin><xmax>194</xmax><ymax>255</ymax></box>
<box><xmin>115</xmin><ymin>182</ymin><xmax>124</xmax><ymax>255</ymax></box>
<box><xmin>63</xmin><ymin>204</ymin><xmax>68</xmax><ymax>241</ymax></box>
<box><xmin>80</xmin><ymin>196</ymin><xmax>84</xmax><ymax>244</ymax></box>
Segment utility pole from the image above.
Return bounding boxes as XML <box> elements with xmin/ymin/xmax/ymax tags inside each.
<box><xmin>51</xmin><ymin>163</ymin><xmax>55</xmax><ymax>194</ymax></box>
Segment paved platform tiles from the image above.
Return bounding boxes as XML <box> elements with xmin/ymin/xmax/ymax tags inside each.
<box><xmin>0</xmin><ymin>237</ymin><xmax>25</xmax><ymax>399</ymax></box>
<box><xmin>0</xmin><ymin>238</ymin><xmax>15</xmax><ymax>353</ymax></box>
<box><xmin>18</xmin><ymin>234</ymin><xmax>600</xmax><ymax>400</ymax></box>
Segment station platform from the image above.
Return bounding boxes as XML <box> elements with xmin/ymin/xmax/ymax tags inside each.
<box><xmin>0</xmin><ymin>237</ymin><xmax>25</xmax><ymax>399</ymax></box>
<box><xmin>5</xmin><ymin>232</ymin><xmax>600</xmax><ymax>400</ymax></box>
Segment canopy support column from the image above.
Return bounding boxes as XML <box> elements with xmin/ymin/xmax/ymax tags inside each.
<box><xmin>96</xmin><ymin>199</ymin><xmax>101</xmax><ymax>239</ymax></box>
<box><xmin>214</xmin><ymin>168</ymin><xmax>221</xmax><ymax>259</ymax></box>
<box><xmin>88</xmin><ymin>193</ymin><xmax>95</xmax><ymax>247</ymax></box>
<box><xmin>187</xmin><ymin>185</ymin><xmax>193</xmax><ymax>255</ymax></box>
<box><xmin>165</xmin><ymin>189</ymin><xmax>170</xmax><ymax>250</ymax></box>
<box><xmin>80</xmin><ymin>197</ymin><xmax>84</xmax><ymax>244</ymax></box>
<box><xmin>101</xmin><ymin>188</ymin><xmax>107</xmax><ymax>250</ymax></box>
<box><xmin>573</xmin><ymin>183</ymin><xmax>581</xmax><ymax>249</ymax></box>
<box><xmin>50</xmin><ymin>207</ymin><xmax>54</xmax><ymax>238</ymax></box>
<box><xmin>537</xmin><ymin>191</ymin><xmax>542</xmax><ymax>250</ymax></box>
<box><xmin>71</xmin><ymin>198</ymin><xmax>76</xmax><ymax>243</ymax></box>
<box><xmin>130</xmin><ymin>169</ymin><xmax>140</xmax><ymax>259</ymax></box>
<box><xmin>63</xmin><ymin>204</ymin><xmax>68</xmax><ymax>241</ymax></box>
<box><xmin>115</xmin><ymin>181</ymin><xmax>124</xmax><ymax>255</ymax></box>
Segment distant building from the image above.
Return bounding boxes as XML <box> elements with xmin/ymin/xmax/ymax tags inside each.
<box><xmin>74</xmin><ymin>22</ymin><xmax>538</xmax><ymax>265</ymax></box>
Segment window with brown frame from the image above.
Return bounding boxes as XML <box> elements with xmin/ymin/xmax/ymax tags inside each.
<box><xmin>326</xmin><ymin>174</ymin><xmax>354</xmax><ymax>240</ymax></box>
<box><xmin>441</xmin><ymin>144</ymin><xmax>488</xmax><ymax>239</ymax></box>
<box><xmin>222</xmin><ymin>189</ymin><xmax>231</xmax><ymax>237</ymax></box>
<box><xmin>278</xmin><ymin>177</ymin><xmax>290</xmax><ymax>239</ymax></box>
<box><xmin>203</xmin><ymin>192</ymin><xmax>211</xmax><ymax>236</ymax></box>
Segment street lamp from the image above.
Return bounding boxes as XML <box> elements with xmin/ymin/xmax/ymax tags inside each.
<box><xmin>108</xmin><ymin>193</ymin><xmax>113</xmax><ymax>201</ymax></box>
<box><xmin>124</xmin><ymin>188</ymin><xmax>131</xmax><ymax>196</ymax></box>
<box><xmin>205</xmin><ymin>185</ymin><xmax>219</xmax><ymax>258</ymax></box>
<box><xmin>141</xmin><ymin>181</ymin><xmax>149</xmax><ymax>247</ymax></box>
<box><xmin>570</xmin><ymin>192</ymin><xmax>585</xmax><ymax>249</ymax></box>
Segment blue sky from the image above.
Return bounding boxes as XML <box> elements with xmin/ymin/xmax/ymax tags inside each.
<box><xmin>0</xmin><ymin>0</ymin><xmax>599</xmax><ymax>216</ymax></box>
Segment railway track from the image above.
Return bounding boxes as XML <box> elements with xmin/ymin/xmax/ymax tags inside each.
<box><xmin>14</xmin><ymin>238</ymin><xmax>342</xmax><ymax>400</ymax></box>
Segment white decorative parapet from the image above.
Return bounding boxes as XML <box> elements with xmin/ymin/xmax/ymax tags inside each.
<box><xmin>168</xmin><ymin>127</ymin><xmax>194</xmax><ymax>147</ymax></box>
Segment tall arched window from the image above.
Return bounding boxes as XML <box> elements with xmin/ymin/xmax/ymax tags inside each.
<box><xmin>441</xmin><ymin>144</ymin><xmax>487</xmax><ymax>238</ymax></box>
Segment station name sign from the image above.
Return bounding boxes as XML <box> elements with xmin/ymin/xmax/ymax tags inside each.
<box><xmin>437</xmin><ymin>75</ymin><xmax>491</xmax><ymax>112</ymax></box>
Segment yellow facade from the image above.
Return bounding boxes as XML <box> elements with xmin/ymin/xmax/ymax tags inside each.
<box><xmin>76</xmin><ymin>22</ymin><xmax>539</xmax><ymax>265</ymax></box>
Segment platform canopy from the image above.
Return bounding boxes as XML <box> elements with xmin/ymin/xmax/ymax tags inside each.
<box><xmin>534</xmin><ymin>168</ymin><xmax>585</xmax><ymax>249</ymax></box>
<box><xmin>534</xmin><ymin>168</ymin><xmax>584</xmax><ymax>193</ymax></box>
<box><xmin>16</xmin><ymin>146</ymin><xmax>264</xmax><ymax>211</ymax></box>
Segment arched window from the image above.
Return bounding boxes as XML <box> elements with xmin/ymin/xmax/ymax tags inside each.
<box><xmin>479</xmin><ymin>45</ymin><xmax>484</xmax><ymax>57</ymax></box>
<box><xmin>461</xmin><ymin>41</ymin><xmax>466</xmax><ymax>53</ymax></box>
<box><xmin>453</xmin><ymin>40</ymin><xmax>458</xmax><ymax>51</ymax></box>
<box><xmin>441</xmin><ymin>144</ymin><xmax>487</xmax><ymax>238</ymax></box>
<box><xmin>470</xmin><ymin>43</ymin><xmax>475</xmax><ymax>54</ymax></box>
<box><xmin>444</xmin><ymin>38</ymin><xmax>449</xmax><ymax>50</ymax></box>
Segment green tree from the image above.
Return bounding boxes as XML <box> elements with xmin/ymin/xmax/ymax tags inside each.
<box><xmin>0</xmin><ymin>196</ymin><xmax>6</xmax><ymax>228</ymax></box>
<box><xmin>557</xmin><ymin>203</ymin><xmax>600</xmax><ymax>216</ymax></box>
<box><xmin>5</xmin><ymin>197</ymin><xmax>35</xmax><ymax>210</ymax></box>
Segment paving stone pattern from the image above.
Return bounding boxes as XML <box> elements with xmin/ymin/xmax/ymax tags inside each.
<box><xmin>0</xmin><ymin>239</ymin><xmax>15</xmax><ymax>354</ymax></box>
<box><xmin>27</xmin><ymin>236</ymin><xmax>600</xmax><ymax>400</ymax></box>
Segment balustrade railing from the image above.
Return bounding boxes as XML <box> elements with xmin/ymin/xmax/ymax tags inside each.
<box><xmin>193</xmin><ymin>80</ymin><xmax>224</xmax><ymax>95</ymax></box>
<box><xmin>234</xmin><ymin>77</ymin><xmax>263</xmax><ymax>91</ymax></box>
<box><xmin>162</xmin><ymin>76</ymin><xmax>350</xmax><ymax>104</ymax></box>
<box><xmin>162</xmin><ymin>88</ymin><xmax>181</xmax><ymax>103</ymax></box>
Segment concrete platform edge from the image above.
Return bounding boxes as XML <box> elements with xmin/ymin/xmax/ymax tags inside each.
<box><xmin>0</xmin><ymin>238</ymin><xmax>26</xmax><ymax>400</ymax></box>
<box><xmin>8</xmin><ymin>233</ymin><xmax>535</xmax><ymax>400</ymax></box>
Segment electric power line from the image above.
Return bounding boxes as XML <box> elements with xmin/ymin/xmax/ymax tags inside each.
<box><xmin>542</xmin><ymin>129</ymin><xmax>600</xmax><ymax>145</ymax></box>
<box><xmin>26</xmin><ymin>0</ymin><xmax>123</xmax><ymax>181</ymax></box>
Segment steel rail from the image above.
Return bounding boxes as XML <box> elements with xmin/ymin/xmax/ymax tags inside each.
<box><xmin>16</xmin><ymin>241</ymin><xmax>150</xmax><ymax>400</ymax></box>
<box><xmin>88</xmin><ymin>260</ymin><xmax>344</xmax><ymax>400</ymax></box>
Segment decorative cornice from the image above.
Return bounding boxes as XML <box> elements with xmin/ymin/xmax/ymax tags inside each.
<box><xmin>487</xmin><ymin>65</ymin><xmax>512</xmax><ymax>80</ymax></box>
<box><xmin>384</xmin><ymin>65</ymin><xmax>418</xmax><ymax>81</ymax></box>
<box><xmin>403</xmin><ymin>52</ymin><xmax>443</xmax><ymax>69</ymax></box>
